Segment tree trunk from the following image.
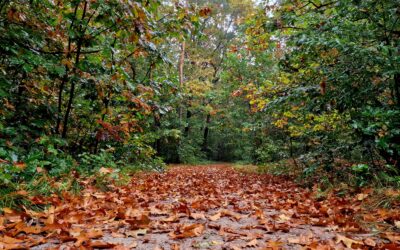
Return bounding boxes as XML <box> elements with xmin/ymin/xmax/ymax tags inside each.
<box><xmin>178</xmin><ymin>41</ymin><xmax>185</xmax><ymax>124</ymax></box>
<box><xmin>202</xmin><ymin>114</ymin><xmax>211</xmax><ymax>153</ymax></box>
<box><xmin>184</xmin><ymin>106</ymin><xmax>192</xmax><ymax>137</ymax></box>
<box><xmin>394</xmin><ymin>73</ymin><xmax>400</xmax><ymax>107</ymax></box>
<box><xmin>55</xmin><ymin>4</ymin><xmax>79</xmax><ymax>135</ymax></box>
<box><xmin>62</xmin><ymin>1</ymin><xmax>87</xmax><ymax>139</ymax></box>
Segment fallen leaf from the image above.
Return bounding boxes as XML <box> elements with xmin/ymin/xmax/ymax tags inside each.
<box><xmin>363</xmin><ymin>238</ymin><xmax>376</xmax><ymax>247</ymax></box>
<box><xmin>162</xmin><ymin>214</ymin><xmax>179</xmax><ymax>222</ymax></box>
<box><xmin>336</xmin><ymin>234</ymin><xmax>363</xmax><ymax>248</ymax></box>
<box><xmin>265</xmin><ymin>240</ymin><xmax>284</xmax><ymax>250</ymax></box>
<box><xmin>2</xmin><ymin>208</ymin><xmax>14</xmax><ymax>214</ymax></box>
<box><xmin>209</xmin><ymin>212</ymin><xmax>221</xmax><ymax>221</ymax></box>
<box><xmin>190</xmin><ymin>212</ymin><xmax>206</xmax><ymax>220</ymax></box>
<box><xmin>0</xmin><ymin>236</ymin><xmax>23</xmax><ymax>244</ymax></box>
<box><xmin>277</xmin><ymin>214</ymin><xmax>291</xmax><ymax>223</ymax></box>
<box><xmin>221</xmin><ymin>209</ymin><xmax>242</xmax><ymax>220</ymax></box>
<box><xmin>170</xmin><ymin>243</ymin><xmax>180</xmax><ymax>250</ymax></box>
<box><xmin>99</xmin><ymin>167</ymin><xmax>113</xmax><ymax>174</ymax></box>
<box><xmin>129</xmin><ymin>241</ymin><xmax>138</xmax><ymax>248</ymax></box>
<box><xmin>127</xmin><ymin>214</ymin><xmax>151</xmax><ymax>229</ymax></box>
<box><xmin>45</xmin><ymin>206</ymin><xmax>55</xmax><ymax>225</ymax></box>
<box><xmin>170</xmin><ymin>224</ymin><xmax>205</xmax><ymax>239</ymax></box>
<box><xmin>356</xmin><ymin>193</ymin><xmax>368</xmax><ymax>201</ymax></box>
<box><xmin>381</xmin><ymin>232</ymin><xmax>400</xmax><ymax>243</ymax></box>
<box><xmin>125</xmin><ymin>228</ymin><xmax>147</xmax><ymax>237</ymax></box>
<box><xmin>89</xmin><ymin>241</ymin><xmax>116</xmax><ymax>248</ymax></box>
<box><xmin>246</xmin><ymin>239</ymin><xmax>258</xmax><ymax>247</ymax></box>
<box><xmin>111</xmin><ymin>232</ymin><xmax>125</xmax><ymax>238</ymax></box>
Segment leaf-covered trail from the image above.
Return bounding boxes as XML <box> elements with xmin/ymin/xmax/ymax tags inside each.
<box><xmin>1</xmin><ymin>164</ymin><xmax>399</xmax><ymax>249</ymax></box>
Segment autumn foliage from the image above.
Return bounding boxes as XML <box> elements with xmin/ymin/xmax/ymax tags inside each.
<box><xmin>0</xmin><ymin>165</ymin><xmax>399</xmax><ymax>249</ymax></box>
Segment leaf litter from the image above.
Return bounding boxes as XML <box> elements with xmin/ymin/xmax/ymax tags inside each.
<box><xmin>0</xmin><ymin>164</ymin><xmax>399</xmax><ymax>249</ymax></box>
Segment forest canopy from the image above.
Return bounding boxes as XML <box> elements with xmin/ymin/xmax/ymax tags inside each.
<box><xmin>1</xmin><ymin>0</ymin><xmax>400</xmax><ymax>201</ymax></box>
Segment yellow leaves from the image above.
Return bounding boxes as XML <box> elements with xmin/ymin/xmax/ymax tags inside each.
<box><xmin>184</xmin><ymin>80</ymin><xmax>212</xmax><ymax>97</ymax></box>
<box><xmin>312</xmin><ymin>124</ymin><xmax>325</xmax><ymax>132</ymax></box>
<box><xmin>283</xmin><ymin>111</ymin><xmax>295</xmax><ymax>118</ymax></box>
<box><xmin>356</xmin><ymin>193</ymin><xmax>368</xmax><ymax>201</ymax></box>
<box><xmin>273</xmin><ymin>108</ymin><xmax>349</xmax><ymax>136</ymax></box>
<box><xmin>278</xmin><ymin>74</ymin><xmax>291</xmax><ymax>85</ymax></box>
<box><xmin>61</xmin><ymin>58</ymin><xmax>73</xmax><ymax>69</ymax></box>
<box><xmin>273</xmin><ymin>118</ymin><xmax>288</xmax><ymax>129</ymax></box>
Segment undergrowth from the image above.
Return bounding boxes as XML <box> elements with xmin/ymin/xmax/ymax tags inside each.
<box><xmin>0</xmin><ymin>151</ymin><xmax>166</xmax><ymax>211</ymax></box>
<box><xmin>235</xmin><ymin>159</ymin><xmax>400</xmax><ymax>209</ymax></box>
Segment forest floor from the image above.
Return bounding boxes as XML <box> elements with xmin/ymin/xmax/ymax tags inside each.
<box><xmin>1</xmin><ymin>164</ymin><xmax>400</xmax><ymax>249</ymax></box>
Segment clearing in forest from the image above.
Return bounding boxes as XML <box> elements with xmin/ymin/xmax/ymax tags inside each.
<box><xmin>1</xmin><ymin>164</ymin><xmax>399</xmax><ymax>249</ymax></box>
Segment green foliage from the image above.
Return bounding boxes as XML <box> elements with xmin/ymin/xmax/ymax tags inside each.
<box><xmin>1</xmin><ymin>0</ymin><xmax>400</xmax><ymax>210</ymax></box>
<box><xmin>255</xmin><ymin>138</ymin><xmax>288</xmax><ymax>163</ymax></box>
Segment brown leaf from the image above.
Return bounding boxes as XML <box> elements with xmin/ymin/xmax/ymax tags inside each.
<box><xmin>129</xmin><ymin>241</ymin><xmax>138</xmax><ymax>248</ymax></box>
<box><xmin>221</xmin><ymin>209</ymin><xmax>242</xmax><ymax>220</ymax></box>
<box><xmin>0</xmin><ymin>236</ymin><xmax>23</xmax><ymax>244</ymax></box>
<box><xmin>170</xmin><ymin>243</ymin><xmax>181</xmax><ymax>250</ymax></box>
<box><xmin>265</xmin><ymin>240</ymin><xmax>284</xmax><ymax>250</ymax></box>
<box><xmin>90</xmin><ymin>241</ymin><xmax>117</xmax><ymax>248</ymax></box>
<box><xmin>111</xmin><ymin>232</ymin><xmax>125</xmax><ymax>238</ymax></box>
<box><xmin>126</xmin><ymin>214</ymin><xmax>151</xmax><ymax>229</ymax></box>
<box><xmin>125</xmin><ymin>228</ymin><xmax>147</xmax><ymax>237</ymax></box>
<box><xmin>336</xmin><ymin>234</ymin><xmax>363</xmax><ymax>248</ymax></box>
<box><xmin>381</xmin><ymin>232</ymin><xmax>400</xmax><ymax>243</ymax></box>
<box><xmin>363</xmin><ymin>238</ymin><xmax>376</xmax><ymax>247</ymax></box>
<box><xmin>170</xmin><ymin>224</ymin><xmax>205</xmax><ymax>239</ymax></box>
<box><xmin>162</xmin><ymin>214</ymin><xmax>179</xmax><ymax>222</ymax></box>
<box><xmin>190</xmin><ymin>212</ymin><xmax>206</xmax><ymax>220</ymax></box>
<box><xmin>209</xmin><ymin>212</ymin><xmax>221</xmax><ymax>221</ymax></box>
<box><xmin>45</xmin><ymin>206</ymin><xmax>55</xmax><ymax>225</ymax></box>
<box><xmin>246</xmin><ymin>239</ymin><xmax>258</xmax><ymax>247</ymax></box>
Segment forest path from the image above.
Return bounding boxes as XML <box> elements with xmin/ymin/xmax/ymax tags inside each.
<box><xmin>2</xmin><ymin>164</ymin><xmax>398</xmax><ymax>249</ymax></box>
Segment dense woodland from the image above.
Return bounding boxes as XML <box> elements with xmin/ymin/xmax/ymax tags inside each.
<box><xmin>1</xmin><ymin>0</ymin><xmax>400</xmax><ymax>203</ymax></box>
<box><xmin>1</xmin><ymin>0</ymin><xmax>400</xmax><ymax>249</ymax></box>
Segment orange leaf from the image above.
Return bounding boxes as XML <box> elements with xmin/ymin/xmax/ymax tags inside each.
<box><xmin>170</xmin><ymin>224</ymin><xmax>205</xmax><ymax>239</ymax></box>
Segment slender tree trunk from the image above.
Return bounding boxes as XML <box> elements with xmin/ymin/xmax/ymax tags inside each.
<box><xmin>394</xmin><ymin>73</ymin><xmax>400</xmax><ymax>107</ymax></box>
<box><xmin>289</xmin><ymin>136</ymin><xmax>299</xmax><ymax>168</ymax></box>
<box><xmin>55</xmin><ymin>4</ymin><xmax>79</xmax><ymax>135</ymax></box>
<box><xmin>154</xmin><ymin>114</ymin><xmax>162</xmax><ymax>155</ymax></box>
<box><xmin>178</xmin><ymin>41</ymin><xmax>185</xmax><ymax>124</ymax></box>
<box><xmin>62</xmin><ymin>1</ymin><xmax>87</xmax><ymax>139</ymax></box>
<box><xmin>184</xmin><ymin>106</ymin><xmax>192</xmax><ymax>137</ymax></box>
<box><xmin>202</xmin><ymin>114</ymin><xmax>211</xmax><ymax>153</ymax></box>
